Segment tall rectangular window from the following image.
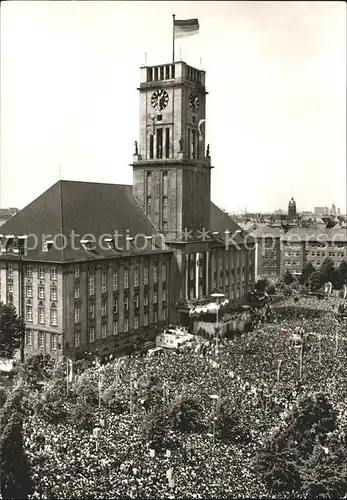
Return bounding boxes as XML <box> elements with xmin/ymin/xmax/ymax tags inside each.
<box><xmin>156</xmin><ymin>128</ymin><xmax>163</xmax><ymax>159</ymax></box>
<box><xmin>39</xmin><ymin>332</ymin><xmax>45</xmax><ymax>348</ymax></box>
<box><xmin>146</xmin><ymin>171</ymin><xmax>152</xmax><ymax>194</ymax></box>
<box><xmin>149</xmin><ymin>135</ymin><xmax>154</xmax><ymax>159</ymax></box>
<box><xmin>162</xmin><ymin>196</ymin><xmax>168</xmax><ymax>225</ymax></box>
<box><xmin>192</xmin><ymin>130</ymin><xmax>196</xmax><ymax>159</ymax></box>
<box><xmin>51</xmin><ymin>334</ymin><xmax>57</xmax><ymax>350</ymax></box>
<box><xmin>88</xmin><ymin>327</ymin><xmax>95</xmax><ymax>343</ymax></box>
<box><xmin>50</xmin><ymin>308</ymin><xmax>57</xmax><ymax>326</ymax></box>
<box><xmin>101</xmin><ymin>272</ymin><xmax>107</xmax><ymax>293</ymax></box>
<box><xmin>153</xmin><ymin>265</ymin><xmax>157</xmax><ymax>283</ymax></box>
<box><xmin>38</xmin><ymin>307</ymin><xmax>45</xmax><ymax>324</ymax></box>
<box><xmin>74</xmin><ymin>265</ymin><xmax>80</xmax><ymax>278</ymax></box>
<box><xmin>74</xmin><ymin>306</ymin><xmax>80</xmax><ymax>324</ymax></box>
<box><xmin>89</xmin><ymin>303</ymin><xmax>95</xmax><ymax>319</ymax></box>
<box><xmin>187</xmin><ymin>129</ymin><xmax>191</xmax><ymax>158</ymax></box>
<box><xmin>88</xmin><ymin>274</ymin><xmax>95</xmax><ymax>295</ymax></box>
<box><xmin>26</xmin><ymin>266</ymin><xmax>33</xmax><ymax>278</ymax></box>
<box><xmin>134</xmin><ymin>267</ymin><xmax>139</xmax><ymax>287</ymax></box>
<box><xmin>38</xmin><ymin>267</ymin><xmax>45</xmax><ymax>279</ymax></box>
<box><xmin>113</xmin><ymin>298</ymin><xmax>118</xmax><ymax>314</ymax></box>
<box><xmin>38</xmin><ymin>286</ymin><xmax>45</xmax><ymax>299</ymax></box>
<box><xmin>113</xmin><ymin>321</ymin><xmax>118</xmax><ymax>336</ymax></box>
<box><xmin>51</xmin><ymin>287</ymin><xmax>58</xmax><ymax>301</ymax></box>
<box><xmin>113</xmin><ymin>271</ymin><xmax>118</xmax><ymax>291</ymax></box>
<box><xmin>162</xmin><ymin>171</ymin><xmax>168</xmax><ymax>196</ymax></box>
<box><xmin>102</xmin><ymin>301</ymin><xmax>107</xmax><ymax>316</ymax></box>
<box><xmin>50</xmin><ymin>267</ymin><xmax>57</xmax><ymax>280</ymax></box>
<box><xmin>124</xmin><ymin>318</ymin><xmax>129</xmax><ymax>333</ymax></box>
<box><xmin>26</xmin><ymin>285</ymin><xmax>33</xmax><ymax>298</ymax></box>
<box><xmin>102</xmin><ymin>323</ymin><xmax>107</xmax><ymax>339</ymax></box>
<box><xmin>165</xmin><ymin>128</ymin><xmax>170</xmax><ymax>158</ymax></box>
<box><xmin>124</xmin><ymin>269</ymin><xmax>129</xmax><ymax>289</ymax></box>
<box><xmin>26</xmin><ymin>305</ymin><xmax>33</xmax><ymax>322</ymax></box>
<box><xmin>144</xmin><ymin>266</ymin><xmax>149</xmax><ymax>285</ymax></box>
<box><xmin>74</xmin><ymin>331</ymin><xmax>80</xmax><ymax>348</ymax></box>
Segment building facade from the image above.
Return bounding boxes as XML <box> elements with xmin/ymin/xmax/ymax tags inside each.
<box><xmin>0</xmin><ymin>59</ymin><xmax>255</xmax><ymax>359</ymax></box>
<box><xmin>251</xmin><ymin>226</ymin><xmax>284</xmax><ymax>278</ymax></box>
<box><xmin>281</xmin><ymin>227</ymin><xmax>347</xmax><ymax>275</ymax></box>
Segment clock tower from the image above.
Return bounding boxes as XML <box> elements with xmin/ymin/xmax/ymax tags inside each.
<box><xmin>132</xmin><ymin>61</ymin><xmax>212</xmax><ymax>239</ymax></box>
<box><xmin>131</xmin><ymin>61</ymin><xmax>214</xmax><ymax>320</ymax></box>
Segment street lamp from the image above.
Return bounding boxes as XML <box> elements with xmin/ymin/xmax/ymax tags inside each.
<box><xmin>210</xmin><ymin>293</ymin><xmax>225</xmax><ymax>346</ymax></box>
<box><xmin>209</xmin><ymin>394</ymin><xmax>219</xmax><ymax>453</ymax></box>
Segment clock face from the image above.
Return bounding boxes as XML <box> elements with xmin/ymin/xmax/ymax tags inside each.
<box><xmin>151</xmin><ymin>89</ymin><xmax>169</xmax><ymax>111</ymax></box>
<box><xmin>189</xmin><ymin>92</ymin><xmax>200</xmax><ymax>112</ymax></box>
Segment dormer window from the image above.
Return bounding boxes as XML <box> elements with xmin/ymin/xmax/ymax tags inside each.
<box><xmin>145</xmin><ymin>235</ymin><xmax>153</xmax><ymax>249</ymax></box>
<box><xmin>42</xmin><ymin>239</ymin><xmax>54</xmax><ymax>252</ymax></box>
<box><xmin>105</xmin><ymin>237</ymin><xmax>114</xmax><ymax>249</ymax></box>
<box><xmin>80</xmin><ymin>239</ymin><xmax>95</xmax><ymax>251</ymax></box>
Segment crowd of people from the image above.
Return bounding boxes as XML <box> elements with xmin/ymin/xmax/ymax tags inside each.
<box><xmin>15</xmin><ymin>294</ymin><xmax>347</xmax><ymax>498</ymax></box>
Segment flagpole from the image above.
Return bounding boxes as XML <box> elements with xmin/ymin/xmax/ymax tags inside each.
<box><xmin>172</xmin><ymin>14</ymin><xmax>175</xmax><ymax>63</ymax></box>
<box><xmin>66</xmin><ymin>358</ymin><xmax>69</xmax><ymax>396</ymax></box>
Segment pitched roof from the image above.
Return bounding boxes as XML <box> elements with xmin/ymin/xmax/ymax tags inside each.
<box><xmin>250</xmin><ymin>226</ymin><xmax>284</xmax><ymax>239</ymax></box>
<box><xmin>0</xmin><ymin>181</ymin><xmax>252</xmax><ymax>263</ymax></box>
<box><xmin>281</xmin><ymin>227</ymin><xmax>347</xmax><ymax>242</ymax></box>
<box><xmin>210</xmin><ymin>203</ymin><xmax>254</xmax><ymax>246</ymax></box>
<box><xmin>0</xmin><ymin>181</ymin><xmax>171</xmax><ymax>263</ymax></box>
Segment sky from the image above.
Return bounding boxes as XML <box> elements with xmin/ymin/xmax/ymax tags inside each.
<box><xmin>0</xmin><ymin>0</ymin><xmax>346</xmax><ymax>213</ymax></box>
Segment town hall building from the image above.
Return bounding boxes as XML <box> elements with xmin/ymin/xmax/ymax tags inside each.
<box><xmin>0</xmin><ymin>59</ymin><xmax>255</xmax><ymax>360</ymax></box>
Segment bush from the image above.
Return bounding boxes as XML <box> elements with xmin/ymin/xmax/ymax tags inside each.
<box><xmin>215</xmin><ymin>398</ymin><xmax>249</xmax><ymax>443</ymax></box>
<box><xmin>168</xmin><ymin>394</ymin><xmax>204</xmax><ymax>433</ymax></box>
<box><xmin>37</xmin><ymin>397</ymin><xmax>68</xmax><ymax>424</ymax></box>
<box><xmin>73</xmin><ymin>370</ymin><xmax>98</xmax><ymax>406</ymax></box>
<box><xmin>0</xmin><ymin>394</ymin><xmax>33</xmax><ymax>499</ymax></box>
<box><xmin>140</xmin><ymin>407</ymin><xmax>167</xmax><ymax>451</ymax></box>
<box><xmin>0</xmin><ymin>387</ymin><xmax>7</xmax><ymax>409</ymax></box>
<box><xmin>102</xmin><ymin>384</ymin><xmax>126</xmax><ymax>414</ymax></box>
<box><xmin>68</xmin><ymin>402</ymin><xmax>94</xmax><ymax>430</ymax></box>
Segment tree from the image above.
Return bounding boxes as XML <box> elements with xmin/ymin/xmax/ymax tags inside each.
<box><xmin>214</xmin><ymin>397</ymin><xmax>248</xmax><ymax>442</ymax></box>
<box><xmin>17</xmin><ymin>354</ymin><xmax>48</xmax><ymax>390</ymax></box>
<box><xmin>309</xmin><ymin>270</ymin><xmax>325</xmax><ymax>292</ymax></box>
<box><xmin>140</xmin><ymin>407</ymin><xmax>168</xmax><ymax>452</ymax></box>
<box><xmin>0</xmin><ymin>302</ymin><xmax>25</xmax><ymax>359</ymax></box>
<box><xmin>300</xmin><ymin>435</ymin><xmax>347</xmax><ymax>498</ymax></box>
<box><xmin>301</xmin><ymin>262</ymin><xmax>315</xmax><ymax>285</ymax></box>
<box><xmin>0</xmin><ymin>387</ymin><xmax>33</xmax><ymax>500</ymax></box>
<box><xmin>168</xmin><ymin>394</ymin><xmax>204</xmax><ymax>433</ymax></box>
<box><xmin>255</xmin><ymin>278</ymin><xmax>269</xmax><ymax>293</ymax></box>
<box><xmin>320</xmin><ymin>257</ymin><xmax>335</xmax><ymax>284</ymax></box>
<box><xmin>255</xmin><ymin>393</ymin><xmax>338</xmax><ymax>496</ymax></box>
<box><xmin>285</xmin><ymin>393</ymin><xmax>337</xmax><ymax>459</ymax></box>
<box><xmin>283</xmin><ymin>270</ymin><xmax>295</xmax><ymax>285</ymax></box>
<box><xmin>333</xmin><ymin>260</ymin><xmax>347</xmax><ymax>289</ymax></box>
<box><xmin>68</xmin><ymin>401</ymin><xmax>94</xmax><ymax>430</ymax></box>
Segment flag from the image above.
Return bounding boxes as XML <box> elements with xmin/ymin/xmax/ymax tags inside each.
<box><xmin>67</xmin><ymin>358</ymin><xmax>73</xmax><ymax>383</ymax></box>
<box><xmin>174</xmin><ymin>18</ymin><xmax>199</xmax><ymax>39</ymax></box>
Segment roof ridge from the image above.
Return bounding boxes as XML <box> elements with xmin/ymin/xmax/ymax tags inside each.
<box><xmin>58</xmin><ymin>180</ymin><xmax>65</xmax><ymax>261</ymax></box>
